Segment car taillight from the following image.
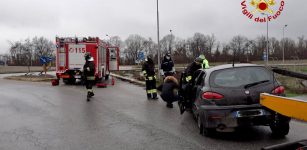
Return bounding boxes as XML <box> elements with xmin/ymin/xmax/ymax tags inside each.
<box><xmin>272</xmin><ymin>86</ymin><xmax>285</xmax><ymax>94</ymax></box>
<box><xmin>202</xmin><ymin>92</ymin><xmax>224</xmax><ymax>100</ymax></box>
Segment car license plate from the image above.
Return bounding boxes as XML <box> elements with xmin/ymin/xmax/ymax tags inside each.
<box><xmin>234</xmin><ymin>109</ymin><xmax>264</xmax><ymax>118</ymax></box>
<box><xmin>74</xmin><ymin>75</ymin><xmax>81</xmax><ymax>79</ymax></box>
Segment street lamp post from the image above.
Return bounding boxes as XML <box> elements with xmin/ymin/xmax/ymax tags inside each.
<box><xmin>169</xmin><ymin>29</ymin><xmax>173</xmax><ymax>55</ymax></box>
<box><xmin>262</xmin><ymin>13</ymin><xmax>269</xmax><ymax>66</ymax></box>
<box><xmin>283</xmin><ymin>24</ymin><xmax>288</xmax><ymax>64</ymax></box>
<box><xmin>106</xmin><ymin>34</ymin><xmax>112</xmax><ymax>46</ymax></box>
<box><xmin>156</xmin><ymin>0</ymin><xmax>161</xmax><ymax>80</ymax></box>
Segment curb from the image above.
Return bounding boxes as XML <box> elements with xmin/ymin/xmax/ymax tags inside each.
<box><xmin>4</xmin><ymin>76</ymin><xmax>56</xmax><ymax>82</ymax></box>
<box><xmin>110</xmin><ymin>73</ymin><xmax>145</xmax><ymax>86</ymax></box>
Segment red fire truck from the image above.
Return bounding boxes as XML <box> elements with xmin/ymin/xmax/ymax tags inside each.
<box><xmin>55</xmin><ymin>37</ymin><xmax>119</xmax><ymax>85</ymax></box>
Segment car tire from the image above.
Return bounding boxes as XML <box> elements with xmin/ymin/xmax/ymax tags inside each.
<box><xmin>197</xmin><ymin>115</ymin><xmax>204</xmax><ymax>135</ymax></box>
<box><xmin>63</xmin><ymin>79</ymin><xmax>69</xmax><ymax>85</ymax></box>
<box><xmin>270</xmin><ymin>122</ymin><xmax>289</xmax><ymax>137</ymax></box>
<box><xmin>192</xmin><ymin>105</ymin><xmax>198</xmax><ymax>121</ymax></box>
<box><xmin>270</xmin><ymin>114</ymin><xmax>290</xmax><ymax>137</ymax></box>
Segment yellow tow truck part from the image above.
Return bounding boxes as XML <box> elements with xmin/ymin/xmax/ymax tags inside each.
<box><xmin>260</xmin><ymin>93</ymin><xmax>307</xmax><ymax>122</ymax></box>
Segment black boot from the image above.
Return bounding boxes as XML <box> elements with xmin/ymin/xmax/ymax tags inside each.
<box><xmin>147</xmin><ymin>94</ymin><xmax>151</xmax><ymax>100</ymax></box>
<box><xmin>152</xmin><ymin>93</ymin><xmax>158</xmax><ymax>100</ymax></box>
<box><xmin>87</xmin><ymin>92</ymin><xmax>91</xmax><ymax>98</ymax></box>
<box><xmin>90</xmin><ymin>92</ymin><xmax>94</xmax><ymax>97</ymax></box>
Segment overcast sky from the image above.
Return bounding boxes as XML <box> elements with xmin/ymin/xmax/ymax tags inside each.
<box><xmin>0</xmin><ymin>0</ymin><xmax>307</xmax><ymax>54</ymax></box>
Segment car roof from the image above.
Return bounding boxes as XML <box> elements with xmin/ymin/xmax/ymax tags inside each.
<box><xmin>204</xmin><ymin>64</ymin><xmax>265</xmax><ymax>73</ymax></box>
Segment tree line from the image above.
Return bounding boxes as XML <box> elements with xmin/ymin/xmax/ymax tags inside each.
<box><xmin>115</xmin><ymin>33</ymin><xmax>307</xmax><ymax>65</ymax></box>
<box><xmin>4</xmin><ymin>36</ymin><xmax>54</xmax><ymax>66</ymax></box>
<box><xmin>2</xmin><ymin>34</ymin><xmax>307</xmax><ymax>66</ymax></box>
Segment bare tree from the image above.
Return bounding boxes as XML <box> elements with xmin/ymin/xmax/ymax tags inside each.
<box><xmin>32</xmin><ymin>36</ymin><xmax>55</xmax><ymax>59</ymax></box>
<box><xmin>189</xmin><ymin>33</ymin><xmax>208</xmax><ymax>58</ymax></box>
<box><xmin>124</xmin><ymin>34</ymin><xmax>147</xmax><ymax>65</ymax></box>
<box><xmin>230</xmin><ymin>35</ymin><xmax>248</xmax><ymax>62</ymax></box>
<box><xmin>160</xmin><ymin>34</ymin><xmax>175</xmax><ymax>55</ymax></box>
<box><xmin>23</xmin><ymin>38</ymin><xmax>33</xmax><ymax>72</ymax></box>
<box><xmin>7</xmin><ymin>37</ymin><xmax>54</xmax><ymax>66</ymax></box>
<box><xmin>143</xmin><ymin>38</ymin><xmax>157</xmax><ymax>61</ymax></box>
<box><xmin>206</xmin><ymin>34</ymin><xmax>216</xmax><ymax>60</ymax></box>
<box><xmin>173</xmin><ymin>39</ymin><xmax>191</xmax><ymax>64</ymax></box>
<box><xmin>109</xmin><ymin>36</ymin><xmax>124</xmax><ymax>48</ymax></box>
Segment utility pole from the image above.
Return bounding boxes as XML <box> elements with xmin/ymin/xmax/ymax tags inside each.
<box><xmin>283</xmin><ymin>24</ymin><xmax>288</xmax><ymax>64</ymax></box>
<box><xmin>262</xmin><ymin>13</ymin><xmax>269</xmax><ymax>66</ymax></box>
<box><xmin>169</xmin><ymin>29</ymin><xmax>173</xmax><ymax>55</ymax></box>
<box><xmin>156</xmin><ymin>0</ymin><xmax>161</xmax><ymax>80</ymax></box>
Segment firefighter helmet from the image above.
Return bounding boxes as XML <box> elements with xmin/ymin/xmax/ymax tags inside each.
<box><xmin>199</xmin><ymin>54</ymin><xmax>206</xmax><ymax>60</ymax></box>
<box><xmin>195</xmin><ymin>57</ymin><xmax>204</xmax><ymax>64</ymax></box>
<box><xmin>88</xmin><ymin>57</ymin><xmax>94</xmax><ymax>62</ymax></box>
<box><xmin>84</xmin><ymin>52</ymin><xmax>91</xmax><ymax>61</ymax></box>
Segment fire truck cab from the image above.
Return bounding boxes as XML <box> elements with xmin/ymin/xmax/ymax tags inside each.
<box><xmin>55</xmin><ymin>37</ymin><xmax>119</xmax><ymax>84</ymax></box>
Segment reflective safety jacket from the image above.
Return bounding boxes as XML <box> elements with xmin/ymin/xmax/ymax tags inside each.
<box><xmin>142</xmin><ymin>60</ymin><xmax>156</xmax><ymax>81</ymax></box>
<box><xmin>202</xmin><ymin>59</ymin><xmax>210</xmax><ymax>69</ymax></box>
<box><xmin>184</xmin><ymin>62</ymin><xmax>202</xmax><ymax>82</ymax></box>
<box><xmin>161</xmin><ymin>56</ymin><xmax>174</xmax><ymax>72</ymax></box>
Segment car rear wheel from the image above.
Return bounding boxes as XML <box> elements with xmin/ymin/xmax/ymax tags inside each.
<box><xmin>270</xmin><ymin>114</ymin><xmax>290</xmax><ymax>137</ymax></box>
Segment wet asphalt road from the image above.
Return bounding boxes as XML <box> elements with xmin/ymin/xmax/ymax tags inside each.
<box><xmin>0</xmin><ymin>78</ymin><xmax>307</xmax><ymax>150</ymax></box>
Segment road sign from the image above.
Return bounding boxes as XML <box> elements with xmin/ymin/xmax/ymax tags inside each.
<box><xmin>138</xmin><ymin>52</ymin><xmax>145</xmax><ymax>61</ymax></box>
<box><xmin>40</xmin><ymin>56</ymin><xmax>54</xmax><ymax>65</ymax></box>
<box><xmin>263</xmin><ymin>51</ymin><xmax>267</xmax><ymax>60</ymax></box>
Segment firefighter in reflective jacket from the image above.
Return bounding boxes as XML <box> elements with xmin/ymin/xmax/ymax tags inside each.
<box><xmin>83</xmin><ymin>53</ymin><xmax>95</xmax><ymax>99</ymax></box>
<box><xmin>180</xmin><ymin>57</ymin><xmax>204</xmax><ymax>108</ymax></box>
<box><xmin>199</xmin><ymin>54</ymin><xmax>210</xmax><ymax>69</ymax></box>
<box><xmin>185</xmin><ymin>57</ymin><xmax>203</xmax><ymax>83</ymax></box>
<box><xmin>142</xmin><ymin>57</ymin><xmax>158</xmax><ymax>100</ymax></box>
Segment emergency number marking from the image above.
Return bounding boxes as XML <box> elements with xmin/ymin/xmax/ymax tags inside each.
<box><xmin>69</xmin><ymin>47</ymin><xmax>86</xmax><ymax>53</ymax></box>
<box><xmin>68</xmin><ymin>44</ymin><xmax>86</xmax><ymax>69</ymax></box>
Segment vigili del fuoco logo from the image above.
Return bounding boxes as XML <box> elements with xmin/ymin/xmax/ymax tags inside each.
<box><xmin>241</xmin><ymin>0</ymin><xmax>285</xmax><ymax>22</ymax></box>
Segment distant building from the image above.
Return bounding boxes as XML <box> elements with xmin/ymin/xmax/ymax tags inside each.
<box><xmin>0</xmin><ymin>55</ymin><xmax>7</xmax><ymax>66</ymax></box>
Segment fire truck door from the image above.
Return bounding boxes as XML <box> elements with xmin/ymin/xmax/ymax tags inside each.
<box><xmin>68</xmin><ymin>44</ymin><xmax>86</xmax><ymax>69</ymax></box>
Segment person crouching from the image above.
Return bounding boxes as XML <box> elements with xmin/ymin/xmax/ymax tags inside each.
<box><xmin>160</xmin><ymin>76</ymin><xmax>179</xmax><ymax>108</ymax></box>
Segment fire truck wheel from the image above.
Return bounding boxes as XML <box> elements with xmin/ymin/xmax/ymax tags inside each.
<box><xmin>105</xmin><ymin>75</ymin><xmax>109</xmax><ymax>80</ymax></box>
<box><xmin>63</xmin><ymin>79</ymin><xmax>69</xmax><ymax>85</ymax></box>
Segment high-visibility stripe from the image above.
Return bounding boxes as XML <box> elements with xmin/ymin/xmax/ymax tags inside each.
<box><xmin>151</xmin><ymin>89</ymin><xmax>157</xmax><ymax>93</ymax></box>
<box><xmin>148</xmin><ymin>76</ymin><xmax>153</xmax><ymax>80</ymax></box>
<box><xmin>147</xmin><ymin>89</ymin><xmax>157</xmax><ymax>94</ymax></box>
<box><xmin>186</xmin><ymin>76</ymin><xmax>192</xmax><ymax>82</ymax></box>
<box><xmin>260</xmin><ymin>93</ymin><xmax>307</xmax><ymax>122</ymax></box>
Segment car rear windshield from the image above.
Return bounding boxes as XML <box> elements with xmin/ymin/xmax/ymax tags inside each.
<box><xmin>210</xmin><ymin>67</ymin><xmax>272</xmax><ymax>88</ymax></box>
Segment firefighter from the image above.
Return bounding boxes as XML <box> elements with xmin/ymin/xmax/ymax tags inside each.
<box><xmin>179</xmin><ymin>56</ymin><xmax>204</xmax><ymax>108</ymax></box>
<box><xmin>159</xmin><ymin>76</ymin><xmax>179</xmax><ymax>108</ymax></box>
<box><xmin>83</xmin><ymin>52</ymin><xmax>95</xmax><ymax>100</ymax></box>
<box><xmin>142</xmin><ymin>56</ymin><xmax>158</xmax><ymax>100</ymax></box>
<box><xmin>199</xmin><ymin>54</ymin><xmax>210</xmax><ymax>69</ymax></box>
<box><xmin>160</xmin><ymin>53</ymin><xmax>175</xmax><ymax>78</ymax></box>
<box><xmin>184</xmin><ymin>57</ymin><xmax>203</xmax><ymax>84</ymax></box>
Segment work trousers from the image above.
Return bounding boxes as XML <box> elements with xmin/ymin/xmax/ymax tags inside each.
<box><xmin>145</xmin><ymin>76</ymin><xmax>157</xmax><ymax>99</ymax></box>
<box><xmin>85</xmin><ymin>76</ymin><xmax>95</xmax><ymax>93</ymax></box>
